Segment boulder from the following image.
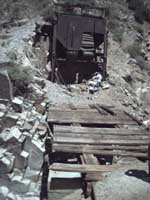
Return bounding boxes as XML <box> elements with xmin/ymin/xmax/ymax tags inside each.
<box><xmin>0</xmin><ymin>186</ymin><xmax>9</xmax><ymax>200</ymax></box>
<box><xmin>1</xmin><ymin>113</ymin><xmax>18</xmax><ymax>129</ymax></box>
<box><xmin>0</xmin><ymin>70</ymin><xmax>13</xmax><ymax>101</ymax></box>
<box><xmin>12</xmin><ymin>97</ymin><xmax>23</xmax><ymax>112</ymax></box>
<box><xmin>27</xmin><ymin>139</ymin><xmax>44</xmax><ymax>171</ymax></box>
<box><xmin>24</xmin><ymin>167</ymin><xmax>40</xmax><ymax>182</ymax></box>
<box><xmin>0</xmin><ymin>152</ymin><xmax>15</xmax><ymax>174</ymax></box>
<box><xmin>11</xmin><ymin>175</ymin><xmax>31</xmax><ymax>194</ymax></box>
<box><xmin>14</xmin><ymin>151</ymin><xmax>29</xmax><ymax>170</ymax></box>
<box><xmin>0</xmin><ymin>104</ymin><xmax>7</xmax><ymax>118</ymax></box>
<box><xmin>4</xmin><ymin>127</ymin><xmax>22</xmax><ymax>144</ymax></box>
<box><xmin>6</xmin><ymin>192</ymin><xmax>17</xmax><ymax>200</ymax></box>
<box><xmin>0</xmin><ymin>173</ymin><xmax>12</xmax><ymax>189</ymax></box>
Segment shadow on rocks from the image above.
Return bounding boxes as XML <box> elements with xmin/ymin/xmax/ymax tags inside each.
<box><xmin>125</xmin><ymin>169</ymin><xmax>150</xmax><ymax>183</ymax></box>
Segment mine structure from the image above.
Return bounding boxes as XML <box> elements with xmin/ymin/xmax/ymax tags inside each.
<box><xmin>32</xmin><ymin>2</ymin><xmax>150</xmax><ymax>200</ymax></box>
<box><xmin>34</xmin><ymin>1</ymin><xmax>108</xmax><ymax>83</ymax></box>
<box><xmin>50</xmin><ymin>2</ymin><xmax>107</xmax><ymax>83</ymax></box>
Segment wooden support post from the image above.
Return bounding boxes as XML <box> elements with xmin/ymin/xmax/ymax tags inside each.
<box><xmin>148</xmin><ymin>143</ymin><xmax>150</xmax><ymax>176</ymax></box>
<box><xmin>51</xmin><ymin>24</ymin><xmax>57</xmax><ymax>82</ymax></box>
<box><xmin>80</xmin><ymin>154</ymin><xmax>102</xmax><ymax>199</ymax></box>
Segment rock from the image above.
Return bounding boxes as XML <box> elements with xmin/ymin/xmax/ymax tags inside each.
<box><xmin>0</xmin><ymin>173</ymin><xmax>12</xmax><ymax>189</ymax></box>
<box><xmin>11</xmin><ymin>175</ymin><xmax>31</xmax><ymax>194</ymax></box>
<box><xmin>4</xmin><ymin>127</ymin><xmax>22</xmax><ymax>143</ymax></box>
<box><xmin>0</xmin><ymin>70</ymin><xmax>13</xmax><ymax>101</ymax></box>
<box><xmin>24</xmin><ymin>167</ymin><xmax>40</xmax><ymax>182</ymax></box>
<box><xmin>23</xmin><ymin>133</ymin><xmax>32</xmax><ymax>153</ymax></box>
<box><xmin>127</xmin><ymin>58</ymin><xmax>137</xmax><ymax>65</ymax></box>
<box><xmin>6</xmin><ymin>192</ymin><xmax>17</xmax><ymax>200</ymax></box>
<box><xmin>142</xmin><ymin>119</ymin><xmax>150</xmax><ymax>130</ymax></box>
<box><xmin>37</xmin><ymin>124</ymin><xmax>47</xmax><ymax>138</ymax></box>
<box><xmin>28</xmin><ymin>182</ymin><xmax>41</xmax><ymax>194</ymax></box>
<box><xmin>28</xmin><ymin>139</ymin><xmax>44</xmax><ymax>170</ymax></box>
<box><xmin>69</xmin><ymin>85</ymin><xmax>81</xmax><ymax>93</ymax></box>
<box><xmin>0</xmin><ymin>152</ymin><xmax>15</xmax><ymax>173</ymax></box>
<box><xmin>0</xmin><ymin>186</ymin><xmax>9</xmax><ymax>200</ymax></box>
<box><xmin>0</xmin><ymin>104</ymin><xmax>6</xmax><ymax>112</ymax></box>
<box><xmin>102</xmin><ymin>82</ymin><xmax>110</xmax><ymax>90</ymax></box>
<box><xmin>35</xmin><ymin>103</ymin><xmax>45</xmax><ymax>114</ymax></box>
<box><xmin>21</xmin><ymin>122</ymin><xmax>32</xmax><ymax>131</ymax></box>
<box><xmin>21</xmin><ymin>196</ymin><xmax>39</xmax><ymax>200</ymax></box>
<box><xmin>12</xmin><ymin>97</ymin><xmax>23</xmax><ymax>112</ymax></box>
<box><xmin>15</xmin><ymin>151</ymin><xmax>29</xmax><ymax>170</ymax></box>
<box><xmin>0</xmin><ymin>112</ymin><xmax>5</xmax><ymax>118</ymax></box>
<box><xmin>114</xmin><ymin>156</ymin><xmax>140</xmax><ymax>164</ymax></box>
<box><xmin>1</xmin><ymin>113</ymin><xmax>18</xmax><ymax>129</ymax></box>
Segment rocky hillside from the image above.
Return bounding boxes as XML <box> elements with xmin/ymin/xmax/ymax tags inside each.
<box><xmin>0</xmin><ymin>1</ymin><xmax>150</xmax><ymax>200</ymax></box>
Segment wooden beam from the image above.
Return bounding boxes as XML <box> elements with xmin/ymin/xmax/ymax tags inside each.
<box><xmin>53</xmin><ymin>143</ymin><xmax>148</xmax><ymax>152</ymax></box>
<box><xmin>53</xmin><ymin>145</ymin><xmax>147</xmax><ymax>158</ymax></box>
<box><xmin>48</xmin><ymin>110</ymin><xmax>137</xmax><ymax>125</ymax></box>
<box><xmin>54</xmin><ymin>132</ymin><xmax>149</xmax><ymax>140</ymax></box>
<box><xmin>54</xmin><ymin>126</ymin><xmax>147</xmax><ymax>135</ymax></box>
<box><xmin>54</xmin><ymin>136</ymin><xmax>149</xmax><ymax>145</ymax></box>
<box><xmin>49</xmin><ymin>163</ymin><xmax>119</xmax><ymax>173</ymax></box>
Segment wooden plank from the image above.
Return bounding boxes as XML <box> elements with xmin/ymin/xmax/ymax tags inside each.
<box><xmin>48</xmin><ymin>110</ymin><xmax>137</xmax><ymax>125</ymax></box>
<box><xmin>52</xmin><ymin>146</ymin><xmax>147</xmax><ymax>158</ymax></box>
<box><xmin>49</xmin><ymin>163</ymin><xmax>118</xmax><ymax>173</ymax></box>
<box><xmin>53</xmin><ymin>143</ymin><xmax>148</xmax><ymax>152</ymax></box>
<box><xmin>54</xmin><ymin>126</ymin><xmax>147</xmax><ymax>135</ymax></box>
<box><xmin>54</xmin><ymin>132</ymin><xmax>149</xmax><ymax>140</ymax></box>
<box><xmin>81</xmin><ymin>154</ymin><xmax>103</xmax><ymax>181</ymax></box>
<box><xmin>48</xmin><ymin>109</ymin><xmax>132</xmax><ymax>119</ymax></box>
<box><xmin>97</xmin><ymin>104</ymin><xmax>116</xmax><ymax>115</ymax></box>
<box><xmin>54</xmin><ymin>136</ymin><xmax>149</xmax><ymax>145</ymax></box>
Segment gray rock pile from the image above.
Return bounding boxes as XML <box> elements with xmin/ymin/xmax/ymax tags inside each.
<box><xmin>0</xmin><ymin>88</ymin><xmax>47</xmax><ymax>199</ymax></box>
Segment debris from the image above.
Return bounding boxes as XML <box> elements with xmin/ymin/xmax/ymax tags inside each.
<box><xmin>15</xmin><ymin>151</ymin><xmax>29</xmax><ymax>170</ymax></box>
<box><xmin>101</xmin><ymin>82</ymin><xmax>110</xmax><ymax>90</ymax></box>
<box><xmin>24</xmin><ymin>167</ymin><xmax>40</xmax><ymax>182</ymax></box>
<box><xmin>11</xmin><ymin>175</ymin><xmax>31</xmax><ymax>194</ymax></box>
<box><xmin>4</xmin><ymin>127</ymin><xmax>22</xmax><ymax>143</ymax></box>
<box><xmin>0</xmin><ymin>186</ymin><xmax>9</xmax><ymax>200</ymax></box>
<box><xmin>0</xmin><ymin>152</ymin><xmax>15</xmax><ymax>174</ymax></box>
<box><xmin>69</xmin><ymin>85</ymin><xmax>81</xmax><ymax>93</ymax></box>
<box><xmin>27</xmin><ymin>139</ymin><xmax>44</xmax><ymax>171</ymax></box>
<box><xmin>12</xmin><ymin>97</ymin><xmax>23</xmax><ymax>112</ymax></box>
<box><xmin>88</xmin><ymin>72</ymin><xmax>102</xmax><ymax>96</ymax></box>
<box><xmin>142</xmin><ymin>117</ymin><xmax>150</xmax><ymax>130</ymax></box>
<box><xmin>1</xmin><ymin>113</ymin><xmax>19</xmax><ymax>129</ymax></box>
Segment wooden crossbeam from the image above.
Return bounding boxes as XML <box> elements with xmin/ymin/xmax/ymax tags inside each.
<box><xmin>53</xmin><ymin>143</ymin><xmax>148</xmax><ymax>152</ymax></box>
<box><xmin>48</xmin><ymin>110</ymin><xmax>138</xmax><ymax>125</ymax></box>
<box><xmin>54</xmin><ymin>133</ymin><xmax>149</xmax><ymax>140</ymax></box>
<box><xmin>49</xmin><ymin>163</ymin><xmax>119</xmax><ymax>173</ymax></box>
<box><xmin>54</xmin><ymin>126</ymin><xmax>147</xmax><ymax>135</ymax></box>
<box><xmin>54</xmin><ymin>136</ymin><xmax>149</xmax><ymax>145</ymax></box>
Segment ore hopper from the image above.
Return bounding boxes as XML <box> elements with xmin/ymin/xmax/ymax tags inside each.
<box><xmin>48</xmin><ymin>3</ymin><xmax>108</xmax><ymax>83</ymax></box>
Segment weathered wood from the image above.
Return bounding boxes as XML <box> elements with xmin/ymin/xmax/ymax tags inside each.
<box><xmin>53</xmin><ymin>143</ymin><xmax>148</xmax><ymax>152</ymax></box>
<box><xmin>80</xmin><ymin>154</ymin><xmax>101</xmax><ymax>198</ymax></box>
<box><xmin>54</xmin><ymin>136</ymin><xmax>149</xmax><ymax>145</ymax></box>
<box><xmin>53</xmin><ymin>145</ymin><xmax>147</xmax><ymax>157</ymax></box>
<box><xmin>97</xmin><ymin>104</ymin><xmax>116</xmax><ymax>115</ymax></box>
<box><xmin>89</xmin><ymin>104</ymin><xmax>107</xmax><ymax>115</ymax></box>
<box><xmin>81</xmin><ymin>154</ymin><xmax>102</xmax><ymax>181</ymax></box>
<box><xmin>54</xmin><ymin>126</ymin><xmax>147</xmax><ymax>135</ymax></box>
<box><xmin>54</xmin><ymin>132</ymin><xmax>149</xmax><ymax>140</ymax></box>
<box><xmin>49</xmin><ymin>163</ymin><xmax>118</xmax><ymax>173</ymax></box>
<box><xmin>48</xmin><ymin>110</ymin><xmax>137</xmax><ymax>125</ymax></box>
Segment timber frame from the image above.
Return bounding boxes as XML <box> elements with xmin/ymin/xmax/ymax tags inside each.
<box><xmin>47</xmin><ymin>104</ymin><xmax>150</xmax><ymax>198</ymax></box>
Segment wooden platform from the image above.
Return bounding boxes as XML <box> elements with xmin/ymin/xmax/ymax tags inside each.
<box><xmin>48</xmin><ymin>104</ymin><xmax>150</xmax><ymax>198</ymax></box>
